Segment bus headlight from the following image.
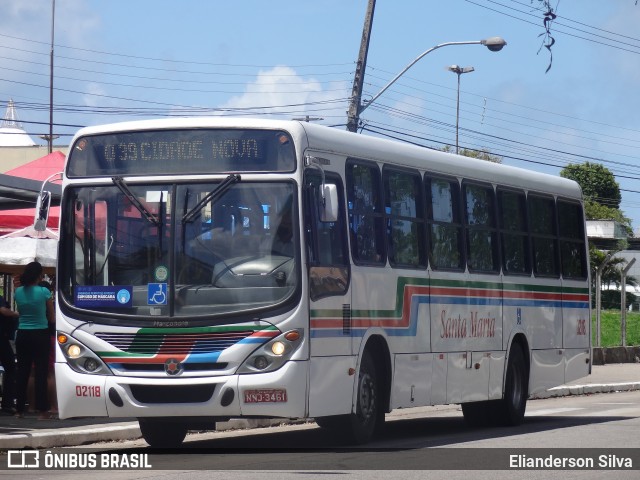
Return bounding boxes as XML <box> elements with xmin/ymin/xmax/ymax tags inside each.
<box><xmin>57</xmin><ymin>332</ymin><xmax>112</xmax><ymax>376</ymax></box>
<box><xmin>237</xmin><ymin>329</ymin><xmax>304</xmax><ymax>374</ymax></box>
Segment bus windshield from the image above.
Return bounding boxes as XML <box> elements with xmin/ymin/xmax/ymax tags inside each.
<box><xmin>58</xmin><ymin>180</ymin><xmax>299</xmax><ymax>322</ymax></box>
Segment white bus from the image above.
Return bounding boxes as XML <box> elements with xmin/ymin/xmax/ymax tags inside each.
<box><xmin>53</xmin><ymin>118</ymin><xmax>590</xmax><ymax>447</ymax></box>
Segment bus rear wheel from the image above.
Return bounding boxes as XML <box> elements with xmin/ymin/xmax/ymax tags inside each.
<box><xmin>139</xmin><ymin>419</ymin><xmax>188</xmax><ymax>448</ymax></box>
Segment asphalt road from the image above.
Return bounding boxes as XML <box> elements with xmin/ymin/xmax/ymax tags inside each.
<box><xmin>4</xmin><ymin>389</ymin><xmax>635</xmax><ymax>480</ymax></box>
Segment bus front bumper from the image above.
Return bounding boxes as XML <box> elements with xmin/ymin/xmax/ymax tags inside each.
<box><xmin>55</xmin><ymin>361</ymin><xmax>308</xmax><ymax>420</ymax></box>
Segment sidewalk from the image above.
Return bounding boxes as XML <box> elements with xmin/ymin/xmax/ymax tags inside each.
<box><xmin>1</xmin><ymin>363</ymin><xmax>639</xmax><ymax>450</ymax></box>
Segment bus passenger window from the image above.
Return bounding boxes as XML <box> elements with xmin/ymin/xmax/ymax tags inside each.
<box><xmin>346</xmin><ymin>160</ymin><xmax>385</xmax><ymax>265</ymax></box>
<box><xmin>464</xmin><ymin>183</ymin><xmax>499</xmax><ymax>273</ymax></box>
<box><xmin>498</xmin><ymin>190</ymin><xmax>530</xmax><ymax>275</ymax></box>
<box><xmin>383</xmin><ymin>168</ymin><xmax>425</xmax><ymax>268</ymax></box>
<box><xmin>558</xmin><ymin>200</ymin><xmax>587</xmax><ymax>279</ymax></box>
<box><xmin>529</xmin><ymin>195</ymin><xmax>559</xmax><ymax>277</ymax></box>
<box><xmin>427</xmin><ymin>177</ymin><xmax>464</xmax><ymax>270</ymax></box>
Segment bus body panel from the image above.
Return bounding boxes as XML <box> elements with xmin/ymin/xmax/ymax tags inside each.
<box><xmin>564</xmin><ymin>348</ymin><xmax>591</xmax><ymax>384</ymax></box>
<box><xmin>488</xmin><ymin>351</ymin><xmax>506</xmax><ymax>400</ymax></box>
<box><xmin>56</xmin><ymin>363</ymin><xmax>109</xmax><ymax>419</ymax></box>
<box><xmin>529</xmin><ymin>349</ymin><xmax>565</xmax><ymax>395</ymax></box>
<box><xmin>308</xmin><ymin>356</ymin><xmax>356</xmax><ymax>417</ymax></box>
<box><xmin>391</xmin><ymin>353</ymin><xmax>432</xmax><ymax>408</ymax></box>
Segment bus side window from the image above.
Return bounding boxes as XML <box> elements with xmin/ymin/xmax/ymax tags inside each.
<box><xmin>383</xmin><ymin>166</ymin><xmax>426</xmax><ymax>268</ymax></box>
<box><xmin>498</xmin><ymin>189</ymin><xmax>531</xmax><ymax>275</ymax></box>
<box><xmin>557</xmin><ymin>200</ymin><xmax>587</xmax><ymax>279</ymax></box>
<box><xmin>305</xmin><ymin>171</ymin><xmax>350</xmax><ymax>301</ymax></box>
<box><xmin>426</xmin><ymin>176</ymin><xmax>464</xmax><ymax>270</ymax></box>
<box><xmin>528</xmin><ymin>195</ymin><xmax>560</xmax><ymax>277</ymax></box>
<box><xmin>346</xmin><ymin>159</ymin><xmax>386</xmax><ymax>266</ymax></box>
<box><xmin>464</xmin><ymin>182</ymin><xmax>499</xmax><ymax>273</ymax></box>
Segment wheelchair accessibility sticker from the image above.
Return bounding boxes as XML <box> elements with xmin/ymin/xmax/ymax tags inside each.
<box><xmin>147</xmin><ymin>283</ymin><xmax>167</xmax><ymax>305</ymax></box>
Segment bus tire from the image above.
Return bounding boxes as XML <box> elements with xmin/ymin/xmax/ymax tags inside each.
<box><xmin>495</xmin><ymin>343</ymin><xmax>528</xmax><ymax>426</ymax></box>
<box><xmin>139</xmin><ymin>419</ymin><xmax>188</xmax><ymax>448</ymax></box>
<box><xmin>347</xmin><ymin>351</ymin><xmax>380</xmax><ymax>444</ymax></box>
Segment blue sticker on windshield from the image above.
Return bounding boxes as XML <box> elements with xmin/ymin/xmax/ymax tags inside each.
<box><xmin>148</xmin><ymin>283</ymin><xmax>167</xmax><ymax>305</ymax></box>
<box><xmin>75</xmin><ymin>286</ymin><xmax>133</xmax><ymax>308</ymax></box>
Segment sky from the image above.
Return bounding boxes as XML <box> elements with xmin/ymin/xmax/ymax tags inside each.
<box><xmin>1</xmin><ymin>0</ymin><xmax>640</xmax><ymax>230</ymax></box>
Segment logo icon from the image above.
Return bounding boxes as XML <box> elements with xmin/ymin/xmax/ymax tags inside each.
<box><xmin>164</xmin><ymin>358</ymin><xmax>183</xmax><ymax>376</ymax></box>
<box><xmin>8</xmin><ymin>450</ymin><xmax>39</xmax><ymax>468</ymax></box>
<box><xmin>117</xmin><ymin>289</ymin><xmax>131</xmax><ymax>304</ymax></box>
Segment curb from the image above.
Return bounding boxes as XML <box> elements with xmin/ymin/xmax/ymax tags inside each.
<box><xmin>0</xmin><ymin>422</ymin><xmax>141</xmax><ymax>450</ymax></box>
<box><xmin>0</xmin><ymin>418</ymin><xmax>292</xmax><ymax>450</ymax></box>
<box><xmin>531</xmin><ymin>381</ymin><xmax>640</xmax><ymax>399</ymax></box>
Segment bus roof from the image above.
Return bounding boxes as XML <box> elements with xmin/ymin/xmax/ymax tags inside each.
<box><xmin>70</xmin><ymin>117</ymin><xmax>582</xmax><ymax>200</ymax></box>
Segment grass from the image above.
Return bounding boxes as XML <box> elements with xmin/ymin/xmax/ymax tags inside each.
<box><xmin>592</xmin><ymin>310</ymin><xmax>640</xmax><ymax>347</ymax></box>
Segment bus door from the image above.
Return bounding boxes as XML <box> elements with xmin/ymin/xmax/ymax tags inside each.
<box><xmin>304</xmin><ymin>169</ymin><xmax>352</xmax><ymax>416</ymax></box>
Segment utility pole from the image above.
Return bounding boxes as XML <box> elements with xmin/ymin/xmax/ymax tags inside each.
<box><xmin>48</xmin><ymin>0</ymin><xmax>55</xmax><ymax>154</ymax></box>
<box><xmin>620</xmin><ymin>257</ymin><xmax>636</xmax><ymax>347</ymax></box>
<box><xmin>346</xmin><ymin>0</ymin><xmax>376</xmax><ymax>133</ymax></box>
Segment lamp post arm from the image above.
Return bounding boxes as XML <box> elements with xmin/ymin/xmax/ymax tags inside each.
<box><xmin>358</xmin><ymin>40</ymin><xmax>482</xmax><ymax>115</ymax></box>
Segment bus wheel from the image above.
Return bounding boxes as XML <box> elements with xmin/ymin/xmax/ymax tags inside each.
<box><xmin>348</xmin><ymin>351</ymin><xmax>380</xmax><ymax>444</ymax></box>
<box><xmin>139</xmin><ymin>419</ymin><xmax>188</xmax><ymax>448</ymax></box>
<box><xmin>495</xmin><ymin>343</ymin><xmax>528</xmax><ymax>426</ymax></box>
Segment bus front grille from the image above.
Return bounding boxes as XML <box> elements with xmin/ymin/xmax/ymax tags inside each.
<box><xmin>95</xmin><ymin>331</ymin><xmax>254</xmax><ymax>355</ymax></box>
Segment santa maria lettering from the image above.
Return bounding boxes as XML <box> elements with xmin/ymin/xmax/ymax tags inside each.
<box><xmin>440</xmin><ymin>309</ymin><xmax>496</xmax><ymax>339</ymax></box>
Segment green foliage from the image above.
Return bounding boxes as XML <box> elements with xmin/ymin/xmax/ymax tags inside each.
<box><xmin>584</xmin><ymin>200</ymin><xmax>632</xmax><ymax>235</ymax></box>
<box><xmin>598</xmin><ymin>290</ymin><xmax>638</xmax><ymax>310</ymax></box>
<box><xmin>560</xmin><ymin>162</ymin><xmax>621</xmax><ymax>210</ymax></box>
<box><xmin>593</xmin><ymin>310</ymin><xmax>640</xmax><ymax>347</ymax></box>
<box><xmin>442</xmin><ymin>146</ymin><xmax>502</xmax><ymax>163</ymax></box>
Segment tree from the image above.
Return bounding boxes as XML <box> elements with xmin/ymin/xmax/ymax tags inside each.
<box><xmin>442</xmin><ymin>146</ymin><xmax>502</xmax><ymax>163</ymax></box>
<box><xmin>560</xmin><ymin>162</ymin><xmax>621</xmax><ymax>209</ymax></box>
<box><xmin>560</xmin><ymin>162</ymin><xmax>632</xmax><ymax>234</ymax></box>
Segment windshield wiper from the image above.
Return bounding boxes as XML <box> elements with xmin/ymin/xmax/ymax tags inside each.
<box><xmin>182</xmin><ymin>174</ymin><xmax>241</xmax><ymax>223</ymax></box>
<box><xmin>112</xmin><ymin>176</ymin><xmax>160</xmax><ymax>226</ymax></box>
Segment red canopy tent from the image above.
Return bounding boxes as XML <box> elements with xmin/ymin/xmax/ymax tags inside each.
<box><xmin>0</xmin><ymin>151</ymin><xmax>64</xmax><ymax>235</ymax></box>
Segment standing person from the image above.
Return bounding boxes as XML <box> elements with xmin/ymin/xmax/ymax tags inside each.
<box><xmin>39</xmin><ymin>280</ymin><xmax>57</xmax><ymax>414</ymax></box>
<box><xmin>13</xmin><ymin>262</ymin><xmax>54</xmax><ymax>419</ymax></box>
<box><xmin>0</xmin><ymin>295</ymin><xmax>19</xmax><ymax>415</ymax></box>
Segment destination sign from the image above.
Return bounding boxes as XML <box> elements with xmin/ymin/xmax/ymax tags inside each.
<box><xmin>67</xmin><ymin>129</ymin><xmax>296</xmax><ymax>177</ymax></box>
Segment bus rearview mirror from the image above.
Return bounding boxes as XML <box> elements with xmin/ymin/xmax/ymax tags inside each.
<box><xmin>34</xmin><ymin>190</ymin><xmax>52</xmax><ymax>231</ymax></box>
<box><xmin>320</xmin><ymin>184</ymin><xmax>338</xmax><ymax>222</ymax></box>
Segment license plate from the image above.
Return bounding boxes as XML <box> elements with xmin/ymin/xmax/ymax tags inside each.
<box><xmin>244</xmin><ymin>389</ymin><xmax>287</xmax><ymax>403</ymax></box>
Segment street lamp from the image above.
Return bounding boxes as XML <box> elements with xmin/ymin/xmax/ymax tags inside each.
<box><xmin>447</xmin><ymin>65</ymin><xmax>475</xmax><ymax>154</ymax></box>
<box><xmin>347</xmin><ymin>36</ymin><xmax>506</xmax><ymax>131</ymax></box>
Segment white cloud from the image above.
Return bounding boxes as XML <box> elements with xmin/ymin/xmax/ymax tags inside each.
<box><xmin>219</xmin><ymin>66</ymin><xmax>348</xmax><ymax>121</ymax></box>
